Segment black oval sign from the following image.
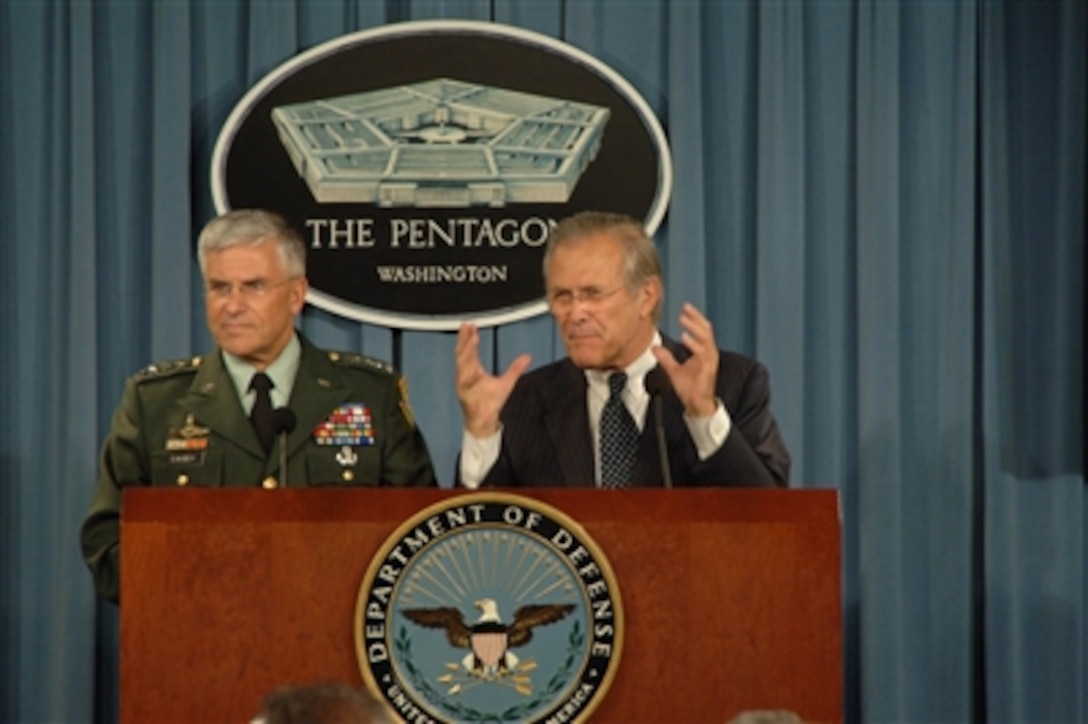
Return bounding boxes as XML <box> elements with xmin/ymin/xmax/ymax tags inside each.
<box><xmin>212</xmin><ymin>20</ymin><xmax>672</xmax><ymax>330</ymax></box>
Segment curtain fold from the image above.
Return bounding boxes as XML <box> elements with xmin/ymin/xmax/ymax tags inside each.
<box><xmin>1</xmin><ymin>2</ymin><xmax>1082</xmax><ymax>722</ymax></box>
<box><xmin>981</xmin><ymin>2</ymin><xmax>1086</xmax><ymax>721</ymax></box>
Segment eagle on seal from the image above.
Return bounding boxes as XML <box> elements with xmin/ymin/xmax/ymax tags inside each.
<box><xmin>402</xmin><ymin>598</ymin><xmax>574</xmax><ymax>677</ymax></box>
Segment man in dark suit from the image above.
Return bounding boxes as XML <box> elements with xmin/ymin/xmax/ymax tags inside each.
<box><xmin>81</xmin><ymin>209</ymin><xmax>436</xmax><ymax>603</ymax></box>
<box><xmin>455</xmin><ymin>210</ymin><xmax>789</xmax><ymax>489</ymax></box>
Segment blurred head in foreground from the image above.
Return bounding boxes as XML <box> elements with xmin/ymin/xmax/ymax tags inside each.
<box><xmin>253</xmin><ymin>680</ymin><xmax>392</xmax><ymax>724</ymax></box>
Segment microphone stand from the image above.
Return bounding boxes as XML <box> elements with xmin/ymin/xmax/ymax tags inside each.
<box><xmin>278</xmin><ymin>430</ymin><xmax>290</xmax><ymax>488</ymax></box>
<box><xmin>270</xmin><ymin>408</ymin><xmax>297</xmax><ymax>489</ymax></box>
<box><xmin>651</xmin><ymin>395</ymin><xmax>673</xmax><ymax>488</ymax></box>
<box><xmin>644</xmin><ymin>367</ymin><xmax>673</xmax><ymax>489</ymax></box>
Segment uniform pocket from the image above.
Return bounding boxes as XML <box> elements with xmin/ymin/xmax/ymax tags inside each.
<box><xmin>302</xmin><ymin>445</ymin><xmax>381</xmax><ymax>486</ymax></box>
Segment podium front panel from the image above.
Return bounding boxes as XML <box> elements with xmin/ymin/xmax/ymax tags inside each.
<box><xmin>121</xmin><ymin>488</ymin><xmax>841</xmax><ymax>722</ymax></box>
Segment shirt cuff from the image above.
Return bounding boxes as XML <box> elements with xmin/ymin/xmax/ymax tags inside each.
<box><xmin>459</xmin><ymin>427</ymin><xmax>503</xmax><ymax>489</ymax></box>
<box><xmin>684</xmin><ymin>400</ymin><xmax>732</xmax><ymax>460</ymax></box>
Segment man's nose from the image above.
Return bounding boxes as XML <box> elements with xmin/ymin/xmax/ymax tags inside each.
<box><xmin>566</xmin><ymin>300</ymin><xmax>592</xmax><ymax>321</ymax></box>
<box><xmin>223</xmin><ymin>289</ymin><xmax>250</xmax><ymax>310</ymax></box>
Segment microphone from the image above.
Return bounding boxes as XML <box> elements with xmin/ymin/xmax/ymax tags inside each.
<box><xmin>270</xmin><ymin>408</ymin><xmax>297</xmax><ymax>488</ymax></box>
<box><xmin>643</xmin><ymin>367</ymin><xmax>673</xmax><ymax>488</ymax></box>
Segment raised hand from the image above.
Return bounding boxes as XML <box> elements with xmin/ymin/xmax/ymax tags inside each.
<box><xmin>455</xmin><ymin>322</ymin><xmax>532</xmax><ymax>437</ymax></box>
<box><xmin>651</xmin><ymin>303</ymin><xmax>720</xmax><ymax>417</ymax></box>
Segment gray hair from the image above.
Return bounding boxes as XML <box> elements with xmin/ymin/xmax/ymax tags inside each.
<box><xmin>197</xmin><ymin>209</ymin><xmax>306</xmax><ymax>279</ymax></box>
<box><xmin>543</xmin><ymin>210</ymin><xmax>664</xmax><ymax>322</ymax></box>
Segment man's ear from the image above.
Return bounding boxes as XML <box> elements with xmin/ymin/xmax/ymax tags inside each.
<box><xmin>639</xmin><ymin>277</ymin><xmax>663</xmax><ymax>318</ymax></box>
<box><xmin>290</xmin><ymin>276</ymin><xmax>310</xmax><ymax>314</ymax></box>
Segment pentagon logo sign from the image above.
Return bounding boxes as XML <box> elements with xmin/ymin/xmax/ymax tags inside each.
<box><xmin>212</xmin><ymin>20</ymin><xmax>672</xmax><ymax>330</ymax></box>
<box><xmin>355</xmin><ymin>493</ymin><xmax>624</xmax><ymax>723</ymax></box>
<box><xmin>270</xmin><ymin>78</ymin><xmax>611</xmax><ymax>207</ymax></box>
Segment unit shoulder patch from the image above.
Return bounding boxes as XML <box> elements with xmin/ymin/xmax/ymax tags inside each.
<box><xmin>398</xmin><ymin>375</ymin><xmax>417</xmax><ymax>430</ymax></box>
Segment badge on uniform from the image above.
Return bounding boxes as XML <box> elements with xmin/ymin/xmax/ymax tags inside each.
<box><xmin>313</xmin><ymin>403</ymin><xmax>376</xmax><ymax>446</ymax></box>
<box><xmin>165</xmin><ymin>414</ymin><xmax>210</xmax><ymax>451</ymax></box>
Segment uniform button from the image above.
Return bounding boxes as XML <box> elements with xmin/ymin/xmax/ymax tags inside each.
<box><xmin>262</xmin><ymin>476</ymin><xmax>278</xmax><ymax>489</ymax></box>
<box><xmin>342</xmin><ymin>470</ymin><xmax>354</xmax><ymax>482</ymax></box>
<box><xmin>176</xmin><ymin>474</ymin><xmax>189</xmax><ymax>487</ymax></box>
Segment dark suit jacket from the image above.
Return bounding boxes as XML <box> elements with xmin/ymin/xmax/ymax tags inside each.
<box><xmin>81</xmin><ymin>332</ymin><xmax>436</xmax><ymax>602</ymax></box>
<box><xmin>468</xmin><ymin>337</ymin><xmax>790</xmax><ymax>488</ymax></box>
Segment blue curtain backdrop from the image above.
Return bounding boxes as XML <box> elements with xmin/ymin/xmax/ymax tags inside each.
<box><xmin>1</xmin><ymin>1</ymin><xmax>1083</xmax><ymax>722</ymax></box>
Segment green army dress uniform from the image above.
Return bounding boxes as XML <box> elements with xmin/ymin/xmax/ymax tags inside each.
<box><xmin>81</xmin><ymin>333</ymin><xmax>437</xmax><ymax>603</ymax></box>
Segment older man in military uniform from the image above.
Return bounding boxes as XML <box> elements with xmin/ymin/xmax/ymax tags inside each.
<box><xmin>81</xmin><ymin>209</ymin><xmax>437</xmax><ymax>603</ymax></box>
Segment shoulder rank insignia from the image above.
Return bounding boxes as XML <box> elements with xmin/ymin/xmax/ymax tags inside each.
<box><xmin>328</xmin><ymin>350</ymin><xmax>394</xmax><ymax>375</ymax></box>
<box><xmin>137</xmin><ymin>355</ymin><xmax>203</xmax><ymax>380</ymax></box>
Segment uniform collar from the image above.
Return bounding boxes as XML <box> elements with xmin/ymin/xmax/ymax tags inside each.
<box><xmin>221</xmin><ymin>333</ymin><xmax>301</xmax><ymax>408</ymax></box>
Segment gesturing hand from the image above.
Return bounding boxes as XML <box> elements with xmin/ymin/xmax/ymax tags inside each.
<box><xmin>455</xmin><ymin>323</ymin><xmax>532</xmax><ymax>437</ymax></box>
<box><xmin>651</xmin><ymin>303</ymin><xmax>720</xmax><ymax>417</ymax></box>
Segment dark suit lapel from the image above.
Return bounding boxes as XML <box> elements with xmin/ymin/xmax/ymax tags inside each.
<box><xmin>658</xmin><ymin>337</ymin><xmax>695</xmax><ymax>451</ymax></box>
<box><xmin>633</xmin><ymin>419</ymin><xmax>662</xmax><ymax>486</ymax></box>
<box><xmin>178</xmin><ymin>351</ymin><xmax>266</xmax><ymax>460</ymax></box>
<box><xmin>543</xmin><ymin>362</ymin><xmax>596</xmax><ymax>487</ymax></box>
<box><xmin>634</xmin><ymin>391</ymin><xmax>689</xmax><ymax>486</ymax></box>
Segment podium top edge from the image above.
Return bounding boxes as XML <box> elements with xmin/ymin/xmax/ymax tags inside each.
<box><xmin>121</xmin><ymin>487</ymin><xmax>840</xmax><ymax>526</ymax></box>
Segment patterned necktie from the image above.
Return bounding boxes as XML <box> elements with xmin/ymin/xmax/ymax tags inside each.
<box><xmin>249</xmin><ymin>372</ymin><xmax>275</xmax><ymax>456</ymax></box>
<box><xmin>600</xmin><ymin>372</ymin><xmax>638</xmax><ymax>488</ymax></box>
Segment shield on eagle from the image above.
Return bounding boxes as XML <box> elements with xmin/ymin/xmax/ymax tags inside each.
<box><xmin>471</xmin><ymin>628</ymin><xmax>509</xmax><ymax>669</ymax></box>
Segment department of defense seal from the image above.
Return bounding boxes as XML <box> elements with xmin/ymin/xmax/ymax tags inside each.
<box><xmin>355</xmin><ymin>492</ymin><xmax>624</xmax><ymax>723</ymax></box>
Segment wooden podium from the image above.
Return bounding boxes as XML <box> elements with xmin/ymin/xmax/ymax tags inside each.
<box><xmin>120</xmin><ymin>488</ymin><xmax>842</xmax><ymax>722</ymax></box>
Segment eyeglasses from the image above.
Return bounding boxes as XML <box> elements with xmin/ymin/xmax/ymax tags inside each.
<box><xmin>204</xmin><ymin>278</ymin><xmax>296</xmax><ymax>301</ymax></box>
<box><xmin>547</xmin><ymin>285</ymin><xmax>627</xmax><ymax>312</ymax></box>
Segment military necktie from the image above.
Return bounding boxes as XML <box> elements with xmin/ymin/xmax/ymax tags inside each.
<box><xmin>249</xmin><ymin>372</ymin><xmax>275</xmax><ymax>456</ymax></box>
<box><xmin>600</xmin><ymin>372</ymin><xmax>638</xmax><ymax>488</ymax></box>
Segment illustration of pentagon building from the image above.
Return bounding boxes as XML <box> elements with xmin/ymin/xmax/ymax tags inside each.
<box><xmin>271</xmin><ymin>78</ymin><xmax>611</xmax><ymax>207</ymax></box>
